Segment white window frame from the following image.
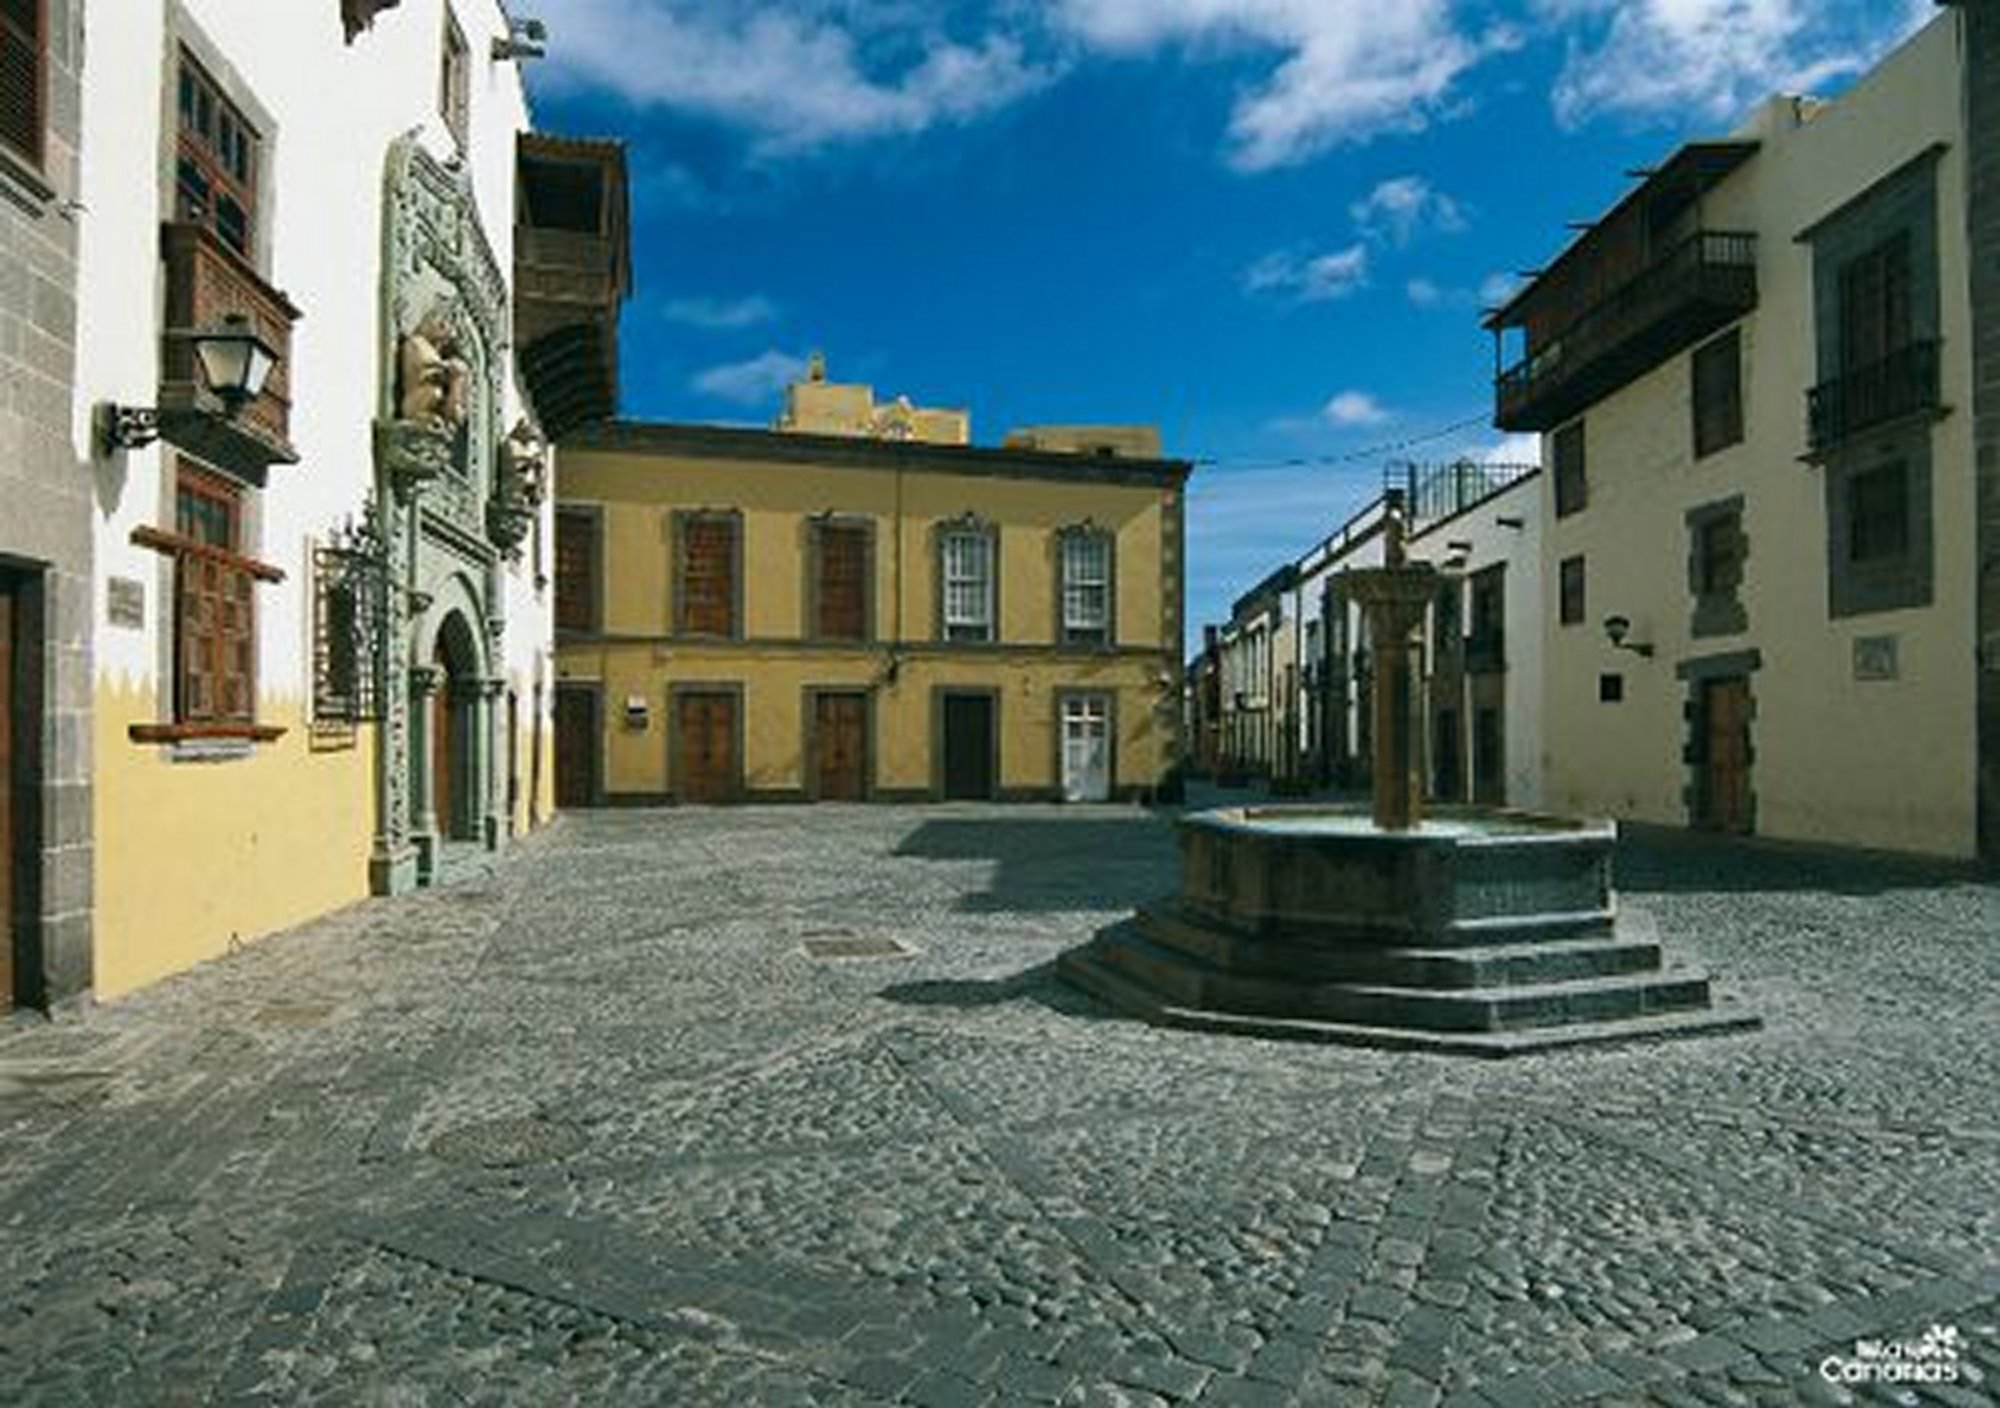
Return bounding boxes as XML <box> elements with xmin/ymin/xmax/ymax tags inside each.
<box><xmin>942</xmin><ymin>527</ymin><xmax>994</xmax><ymax>641</ymax></box>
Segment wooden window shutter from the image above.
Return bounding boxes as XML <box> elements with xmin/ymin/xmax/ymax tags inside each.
<box><xmin>817</xmin><ymin>524</ymin><xmax>867</xmax><ymax>640</ymax></box>
<box><xmin>0</xmin><ymin>0</ymin><xmax>41</xmax><ymax>166</ymax></box>
<box><xmin>554</xmin><ymin>511</ymin><xmax>598</xmax><ymax>633</ymax></box>
<box><xmin>682</xmin><ymin>517</ymin><xmax>736</xmax><ymax>636</ymax></box>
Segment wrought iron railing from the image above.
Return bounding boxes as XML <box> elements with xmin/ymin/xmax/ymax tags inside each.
<box><xmin>1806</xmin><ymin>339</ymin><xmax>1941</xmax><ymax>452</ymax></box>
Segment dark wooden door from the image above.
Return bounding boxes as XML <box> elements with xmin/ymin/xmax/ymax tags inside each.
<box><xmin>1433</xmin><ymin>707</ymin><xmax>1461</xmax><ymax>803</ymax></box>
<box><xmin>1</xmin><ymin>582</ymin><xmax>15</xmax><ymax>1007</ymax></box>
<box><xmin>431</xmin><ymin>675</ymin><xmax>455</xmax><ymax>840</ymax></box>
<box><xmin>553</xmin><ymin>685</ymin><xmax>599</xmax><ymax>808</ymax></box>
<box><xmin>813</xmin><ymin>693</ymin><xmax>867</xmax><ymax>801</ymax></box>
<box><xmin>1701</xmin><ymin>677</ymin><xmax>1753</xmax><ymax>833</ymax></box>
<box><xmin>677</xmin><ymin>692</ymin><xmax>737</xmax><ymax>803</ymax></box>
<box><xmin>941</xmin><ymin>693</ymin><xmax>995</xmax><ymax>800</ymax></box>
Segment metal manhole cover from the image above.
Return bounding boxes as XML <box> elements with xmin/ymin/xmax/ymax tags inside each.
<box><xmin>428</xmin><ymin>1115</ymin><xmax>584</xmax><ymax>1168</ymax></box>
<box><xmin>253</xmin><ymin>1001</ymin><xmax>336</xmax><ymax>1027</ymax></box>
<box><xmin>801</xmin><ymin>935</ymin><xmax>916</xmax><ymax>960</ymax></box>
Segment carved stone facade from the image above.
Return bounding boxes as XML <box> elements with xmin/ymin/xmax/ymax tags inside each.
<box><xmin>369</xmin><ymin>133</ymin><xmax>525</xmax><ymax>894</ymax></box>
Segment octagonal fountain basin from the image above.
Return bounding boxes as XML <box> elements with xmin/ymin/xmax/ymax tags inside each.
<box><xmin>1056</xmin><ymin>803</ymin><xmax>1759</xmax><ymax>1057</ymax></box>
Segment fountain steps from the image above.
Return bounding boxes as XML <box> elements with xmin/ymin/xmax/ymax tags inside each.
<box><xmin>1136</xmin><ymin>899</ymin><xmax>1663</xmax><ymax>987</ymax></box>
<box><xmin>1056</xmin><ymin>939</ymin><xmax>1761</xmax><ymax>1058</ymax></box>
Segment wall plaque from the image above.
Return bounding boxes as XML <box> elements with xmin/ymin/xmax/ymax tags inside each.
<box><xmin>107</xmin><ymin>577</ymin><xmax>145</xmax><ymax>629</ymax></box>
<box><xmin>1853</xmin><ymin>634</ymin><xmax>1899</xmax><ymax>682</ymax></box>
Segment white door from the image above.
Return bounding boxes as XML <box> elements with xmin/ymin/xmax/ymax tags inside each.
<box><xmin>1061</xmin><ymin>695</ymin><xmax>1111</xmax><ymax>802</ymax></box>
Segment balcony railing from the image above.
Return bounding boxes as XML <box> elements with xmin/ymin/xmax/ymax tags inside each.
<box><xmin>159</xmin><ymin>222</ymin><xmax>301</xmax><ymax>478</ymax></box>
<box><xmin>1495</xmin><ymin>230</ymin><xmax>1758</xmax><ymax>432</ymax></box>
<box><xmin>1806</xmin><ymin>339</ymin><xmax>1942</xmax><ymax>454</ymax></box>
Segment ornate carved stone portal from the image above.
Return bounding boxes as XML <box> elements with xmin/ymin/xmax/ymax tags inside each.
<box><xmin>369</xmin><ymin>133</ymin><xmax>526</xmax><ymax>894</ymax></box>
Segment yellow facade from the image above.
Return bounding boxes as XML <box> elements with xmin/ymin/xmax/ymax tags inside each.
<box><xmin>92</xmin><ymin>686</ymin><xmax>377</xmax><ymax>999</ymax></box>
<box><xmin>555</xmin><ymin>422</ymin><xmax>1190</xmax><ymax>804</ymax></box>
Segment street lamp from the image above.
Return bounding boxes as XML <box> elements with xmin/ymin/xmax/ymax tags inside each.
<box><xmin>1602</xmin><ymin>614</ymin><xmax>1656</xmax><ymax>658</ymax></box>
<box><xmin>100</xmin><ymin>314</ymin><xmax>281</xmax><ymax>453</ymax></box>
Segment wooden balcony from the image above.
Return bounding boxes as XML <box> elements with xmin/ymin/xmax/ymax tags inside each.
<box><xmin>516</xmin><ymin>133</ymin><xmax>630</xmax><ymax>440</ymax></box>
<box><xmin>159</xmin><ymin>222</ymin><xmax>302</xmax><ymax>481</ymax></box>
<box><xmin>1494</xmin><ymin>231</ymin><xmax>1758</xmax><ymax>433</ymax></box>
<box><xmin>1806</xmin><ymin>339</ymin><xmax>1943</xmax><ymax>456</ymax></box>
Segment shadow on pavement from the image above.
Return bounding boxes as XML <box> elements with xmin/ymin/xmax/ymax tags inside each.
<box><xmin>1614</xmin><ymin>824</ymin><xmax>1990</xmax><ymax>897</ymax></box>
<box><xmin>892</xmin><ymin>814</ymin><xmax>1177</xmax><ymax>914</ymax></box>
<box><xmin>876</xmin><ymin>961</ymin><xmax>1117</xmax><ymax>1020</ymax></box>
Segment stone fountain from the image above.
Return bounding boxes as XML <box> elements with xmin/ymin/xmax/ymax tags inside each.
<box><xmin>1058</xmin><ymin>495</ymin><xmax>1758</xmax><ymax>1055</ymax></box>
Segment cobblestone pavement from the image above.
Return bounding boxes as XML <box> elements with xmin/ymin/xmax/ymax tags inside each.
<box><xmin>1</xmin><ymin>795</ymin><xmax>1996</xmax><ymax>1406</ymax></box>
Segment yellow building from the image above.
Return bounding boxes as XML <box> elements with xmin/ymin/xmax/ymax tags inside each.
<box><xmin>553</xmin><ymin>382</ymin><xmax>1191</xmax><ymax>806</ymax></box>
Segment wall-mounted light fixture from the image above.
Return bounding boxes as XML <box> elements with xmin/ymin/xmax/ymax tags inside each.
<box><xmin>1495</xmin><ymin>515</ymin><xmax>1526</xmax><ymax>530</ymax></box>
<box><xmin>99</xmin><ymin>314</ymin><xmax>278</xmax><ymax>454</ymax></box>
<box><xmin>492</xmin><ymin>16</ymin><xmax>547</xmax><ymax>61</ymax></box>
<box><xmin>1602</xmin><ymin>614</ymin><xmax>1655</xmax><ymax>658</ymax></box>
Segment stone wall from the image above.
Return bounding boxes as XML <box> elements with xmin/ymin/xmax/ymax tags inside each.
<box><xmin>0</xmin><ymin>0</ymin><xmax>90</xmax><ymax>1005</ymax></box>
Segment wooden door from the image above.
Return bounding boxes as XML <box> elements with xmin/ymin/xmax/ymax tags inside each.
<box><xmin>941</xmin><ymin>693</ymin><xmax>995</xmax><ymax>800</ymax></box>
<box><xmin>677</xmin><ymin>692</ymin><xmax>737</xmax><ymax>804</ymax></box>
<box><xmin>553</xmin><ymin>685</ymin><xmax>599</xmax><ymax>808</ymax></box>
<box><xmin>431</xmin><ymin>676</ymin><xmax>455</xmax><ymax>840</ymax></box>
<box><xmin>812</xmin><ymin>692</ymin><xmax>867</xmax><ymax>801</ymax></box>
<box><xmin>1</xmin><ymin>582</ymin><xmax>15</xmax><ymax>1007</ymax></box>
<box><xmin>1700</xmin><ymin>676</ymin><xmax>1753</xmax><ymax>833</ymax></box>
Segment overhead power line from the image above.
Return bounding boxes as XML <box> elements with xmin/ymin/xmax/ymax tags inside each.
<box><xmin>1190</xmin><ymin>411</ymin><xmax>1498</xmax><ymax>473</ymax></box>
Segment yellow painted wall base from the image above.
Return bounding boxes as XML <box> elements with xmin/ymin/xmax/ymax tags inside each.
<box><xmin>93</xmin><ymin>680</ymin><xmax>378</xmax><ymax>1000</ymax></box>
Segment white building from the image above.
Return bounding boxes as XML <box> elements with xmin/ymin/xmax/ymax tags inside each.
<box><xmin>1487</xmin><ymin>13</ymin><xmax>1980</xmax><ymax>857</ymax></box>
<box><xmin>71</xmin><ymin>0</ymin><xmax>627</xmax><ymax>997</ymax></box>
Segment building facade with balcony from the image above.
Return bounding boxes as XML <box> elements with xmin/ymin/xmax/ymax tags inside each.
<box><xmin>70</xmin><ymin>0</ymin><xmax>626</xmax><ymax>1000</ymax></box>
<box><xmin>551</xmin><ymin>368</ymin><xmax>1189</xmax><ymax>807</ymax></box>
<box><xmin>1495</xmin><ymin>13</ymin><xmax>1982</xmax><ymax>858</ymax></box>
<box><xmin>2</xmin><ymin>0</ymin><xmax>90</xmax><ymax>1012</ymax></box>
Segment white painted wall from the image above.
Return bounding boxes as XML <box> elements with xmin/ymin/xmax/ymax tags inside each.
<box><xmin>1539</xmin><ymin>15</ymin><xmax>1975</xmax><ymax>854</ymax></box>
<box><xmin>74</xmin><ymin>0</ymin><xmax>551</xmax><ymax>747</ymax></box>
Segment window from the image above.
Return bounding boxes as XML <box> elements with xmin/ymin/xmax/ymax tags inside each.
<box><xmin>813</xmin><ymin>520</ymin><xmax>870</xmax><ymax>641</ymax></box>
<box><xmin>1599</xmin><ymin>673</ymin><xmax>1624</xmax><ymax>703</ymax></box>
<box><xmin>439</xmin><ymin>11</ymin><xmax>470</xmax><ymax>150</ymax></box>
<box><xmin>1840</xmin><ymin>233</ymin><xmax>1912</xmax><ymax>373</ymax></box>
<box><xmin>175</xmin><ymin>52</ymin><xmax>259</xmax><ymax>258</ymax></box>
<box><xmin>1692</xmin><ymin>329</ymin><xmax>1743</xmax><ymax>459</ymax></box>
<box><xmin>1059</xmin><ymin>529</ymin><xmax>1112</xmax><ymax>645</ymax></box>
<box><xmin>1696</xmin><ymin>512</ymin><xmax>1744</xmax><ymax>597</ymax></box>
<box><xmin>1848</xmin><ymin>462</ymin><xmax>1910</xmax><ymax>564</ymax></box>
<box><xmin>677</xmin><ymin>513</ymin><xmax>740</xmax><ymax>637</ymax></box>
<box><xmin>173</xmin><ymin>466</ymin><xmax>256</xmax><ymax>724</ymax></box>
<box><xmin>554</xmin><ymin>508</ymin><xmax>599</xmax><ymax>634</ymax></box>
<box><xmin>1467</xmin><ymin>566</ymin><xmax>1505</xmax><ymax>669</ymax></box>
<box><xmin>1559</xmin><ymin>555</ymin><xmax>1585</xmax><ymax>626</ymax></box>
<box><xmin>0</xmin><ymin>0</ymin><xmax>43</xmax><ymax>167</ymax></box>
<box><xmin>1553</xmin><ymin>421</ymin><xmax>1586</xmax><ymax>518</ymax></box>
<box><xmin>312</xmin><ymin>530</ymin><xmax>381</xmax><ymax>728</ymax></box>
<box><xmin>940</xmin><ymin>523</ymin><xmax>994</xmax><ymax>642</ymax></box>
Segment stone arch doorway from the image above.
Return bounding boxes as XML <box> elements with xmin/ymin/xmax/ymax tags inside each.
<box><xmin>429</xmin><ymin>609</ymin><xmax>481</xmax><ymax>847</ymax></box>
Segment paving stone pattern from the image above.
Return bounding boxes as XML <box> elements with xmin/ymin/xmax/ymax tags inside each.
<box><xmin>0</xmin><ymin>794</ymin><xmax>1996</xmax><ymax>1405</ymax></box>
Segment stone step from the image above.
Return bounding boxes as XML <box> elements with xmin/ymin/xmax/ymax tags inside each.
<box><xmin>1091</xmin><ymin>923</ymin><xmax>1716</xmax><ymax>1033</ymax></box>
<box><xmin>1137</xmin><ymin>900</ymin><xmax>1662</xmax><ymax>989</ymax></box>
<box><xmin>1174</xmin><ymin>897</ymin><xmax>1619</xmax><ymax>949</ymax></box>
<box><xmin>1056</xmin><ymin>943</ymin><xmax>1762</xmax><ymax>1058</ymax></box>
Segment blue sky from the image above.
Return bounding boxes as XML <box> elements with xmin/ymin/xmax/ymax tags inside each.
<box><xmin>522</xmin><ymin>0</ymin><xmax>1935</xmax><ymax>655</ymax></box>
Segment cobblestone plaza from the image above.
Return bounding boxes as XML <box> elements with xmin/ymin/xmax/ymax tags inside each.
<box><xmin>0</xmin><ymin>798</ymin><xmax>1995</xmax><ymax>1406</ymax></box>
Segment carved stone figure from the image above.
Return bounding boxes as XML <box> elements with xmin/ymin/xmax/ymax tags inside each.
<box><xmin>397</xmin><ymin>311</ymin><xmax>471</xmax><ymax>431</ymax></box>
<box><xmin>500</xmin><ymin>419</ymin><xmax>546</xmax><ymax>506</ymax></box>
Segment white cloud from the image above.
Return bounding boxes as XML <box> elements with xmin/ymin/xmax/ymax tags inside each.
<box><xmin>691</xmin><ymin>349</ymin><xmax>807</xmax><ymax>405</ymax></box>
<box><xmin>1479</xmin><ymin>272</ymin><xmax>1522</xmax><ymax>307</ymax></box>
<box><xmin>1323</xmin><ymin>391</ymin><xmax>1391</xmax><ymax>427</ymax></box>
<box><xmin>1536</xmin><ymin>0</ymin><xmax>1906</xmax><ymax>128</ymax></box>
<box><xmin>664</xmin><ymin>294</ymin><xmax>780</xmax><ymax>330</ymax></box>
<box><xmin>1461</xmin><ymin>431</ymin><xmax>1543</xmax><ymax>469</ymax></box>
<box><xmin>535</xmin><ymin>1</ymin><xmax>1050</xmax><ymax>153</ymax></box>
<box><xmin>1245</xmin><ymin>244</ymin><xmax>1369</xmax><ymax>303</ymax></box>
<box><xmin>1350</xmin><ymin>176</ymin><xmax>1467</xmax><ymax>246</ymax></box>
<box><xmin>1051</xmin><ymin>1</ymin><xmax>1506</xmax><ymax>170</ymax></box>
<box><xmin>1406</xmin><ymin>278</ymin><xmax>1443</xmax><ymax>308</ymax></box>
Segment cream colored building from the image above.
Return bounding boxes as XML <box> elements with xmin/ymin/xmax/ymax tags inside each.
<box><xmin>72</xmin><ymin>0</ymin><xmax>626</xmax><ymax>998</ymax></box>
<box><xmin>553</xmin><ymin>374</ymin><xmax>1189</xmax><ymax>806</ymax></box>
<box><xmin>1489</xmin><ymin>14</ymin><xmax>1979</xmax><ymax>857</ymax></box>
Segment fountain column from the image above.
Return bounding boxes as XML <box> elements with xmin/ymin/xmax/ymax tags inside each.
<box><xmin>1343</xmin><ymin>492</ymin><xmax>1437</xmax><ymax>832</ymax></box>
